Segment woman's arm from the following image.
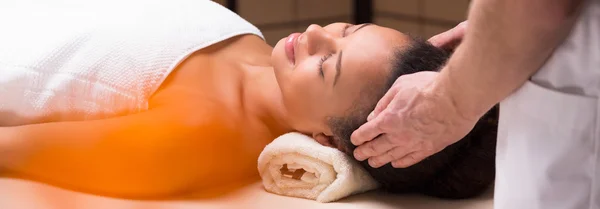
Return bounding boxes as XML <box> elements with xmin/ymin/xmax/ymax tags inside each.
<box><xmin>0</xmin><ymin>104</ymin><xmax>241</xmax><ymax>198</ymax></box>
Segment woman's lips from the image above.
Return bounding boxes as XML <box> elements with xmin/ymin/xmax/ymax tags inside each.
<box><xmin>285</xmin><ymin>33</ymin><xmax>301</xmax><ymax>65</ymax></box>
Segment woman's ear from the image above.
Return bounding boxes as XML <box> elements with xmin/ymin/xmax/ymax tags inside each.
<box><xmin>312</xmin><ymin>132</ymin><xmax>335</xmax><ymax>148</ymax></box>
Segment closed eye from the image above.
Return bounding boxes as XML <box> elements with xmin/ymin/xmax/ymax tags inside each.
<box><xmin>342</xmin><ymin>24</ymin><xmax>351</xmax><ymax>37</ymax></box>
<box><xmin>318</xmin><ymin>24</ymin><xmax>351</xmax><ymax>79</ymax></box>
<box><xmin>318</xmin><ymin>53</ymin><xmax>332</xmax><ymax>78</ymax></box>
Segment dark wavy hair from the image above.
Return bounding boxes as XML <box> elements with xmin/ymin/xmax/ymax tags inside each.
<box><xmin>327</xmin><ymin>37</ymin><xmax>497</xmax><ymax>199</ymax></box>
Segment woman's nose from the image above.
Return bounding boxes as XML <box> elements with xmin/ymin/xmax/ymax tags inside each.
<box><xmin>304</xmin><ymin>24</ymin><xmax>335</xmax><ymax>55</ymax></box>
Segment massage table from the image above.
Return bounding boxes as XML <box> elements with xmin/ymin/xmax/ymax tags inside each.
<box><xmin>0</xmin><ymin>176</ymin><xmax>493</xmax><ymax>209</ymax></box>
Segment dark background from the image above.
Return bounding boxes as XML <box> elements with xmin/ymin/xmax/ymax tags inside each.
<box><xmin>212</xmin><ymin>0</ymin><xmax>470</xmax><ymax>46</ymax></box>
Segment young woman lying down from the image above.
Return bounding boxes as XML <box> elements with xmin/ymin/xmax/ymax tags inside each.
<box><xmin>0</xmin><ymin>0</ymin><xmax>497</xmax><ymax>199</ymax></box>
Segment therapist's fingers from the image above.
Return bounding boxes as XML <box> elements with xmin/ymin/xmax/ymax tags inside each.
<box><xmin>353</xmin><ymin>133</ymin><xmax>396</xmax><ymax>162</ymax></box>
<box><xmin>367</xmin><ymin>111</ymin><xmax>376</xmax><ymax>121</ymax></box>
<box><xmin>428</xmin><ymin>21</ymin><xmax>466</xmax><ymax>46</ymax></box>
<box><xmin>428</xmin><ymin>21</ymin><xmax>467</xmax><ymax>49</ymax></box>
<box><xmin>391</xmin><ymin>151</ymin><xmax>431</xmax><ymax>168</ymax></box>
<box><xmin>350</xmin><ymin>113</ymin><xmax>387</xmax><ymax>146</ymax></box>
<box><xmin>367</xmin><ymin>84</ymin><xmax>399</xmax><ymax>121</ymax></box>
<box><xmin>367</xmin><ymin>145</ymin><xmax>414</xmax><ymax>168</ymax></box>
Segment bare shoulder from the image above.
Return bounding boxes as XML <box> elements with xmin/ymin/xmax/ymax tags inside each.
<box><xmin>145</xmin><ymin>36</ymin><xmax>264</xmax><ymax>127</ymax></box>
<box><xmin>147</xmin><ymin>34</ymin><xmax>270</xmax><ymax>122</ymax></box>
<box><xmin>150</xmin><ymin>34</ymin><xmax>267</xmax><ymax>104</ymax></box>
<box><xmin>201</xmin><ymin>34</ymin><xmax>269</xmax><ymax>56</ymax></box>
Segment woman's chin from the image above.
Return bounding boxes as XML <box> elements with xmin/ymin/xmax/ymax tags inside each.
<box><xmin>271</xmin><ymin>38</ymin><xmax>285</xmax><ymax>58</ymax></box>
<box><xmin>270</xmin><ymin>43</ymin><xmax>292</xmax><ymax>79</ymax></box>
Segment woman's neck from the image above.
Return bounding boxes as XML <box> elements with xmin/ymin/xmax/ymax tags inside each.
<box><xmin>239</xmin><ymin>60</ymin><xmax>294</xmax><ymax>138</ymax></box>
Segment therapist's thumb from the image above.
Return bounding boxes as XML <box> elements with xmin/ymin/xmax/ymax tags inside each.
<box><xmin>368</xmin><ymin>82</ymin><xmax>399</xmax><ymax>121</ymax></box>
<box><xmin>428</xmin><ymin>21</ymin><xmax>467</xmax><ymax>49</ymax></box>
<box><xmin>367</xmin><ymin>111</ymin><xmax>376</xmax><ymax>121</ymax></box>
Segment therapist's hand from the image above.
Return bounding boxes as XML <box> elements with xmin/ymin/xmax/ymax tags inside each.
<box><xmin>350</xmin><ymin>71</ymin><xmax>479</xmax><ymax>168</ymax></box>
<box><xmin>428</xmin><ymin>21</ymin><xmax>467</xmax><ymax>52</ymax></box>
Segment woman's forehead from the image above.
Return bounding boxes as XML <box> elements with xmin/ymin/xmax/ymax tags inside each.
<box><xmin>325</xmin><ymin>25</ymin><xmax>410</xmax><ymax>112</ymax></box>
<box><xmin>337</xmin><ymin>26</ymin><xmax>407</xmax><ymax>85</ymax></box>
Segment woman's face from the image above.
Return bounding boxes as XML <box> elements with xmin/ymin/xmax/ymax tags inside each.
<box><xmin>271</xmin><ymin>23</ymin><xmax>410</xmax><ymax>139</ymax></box>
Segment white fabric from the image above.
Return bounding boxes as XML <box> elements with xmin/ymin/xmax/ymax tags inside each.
<box><xmin>496</xmin><ymin>0</ymin><xmax>600</xmax><ymax>208</ymax></box>
<box><xmin>257</xmin><ymin>132</ymin><xmax>379</xmax><ymax>203</ymax></box>
<box><xmin>0</xmin><ymin>0</ymin><xmax>263</xmax><ymax>126</ymax></box>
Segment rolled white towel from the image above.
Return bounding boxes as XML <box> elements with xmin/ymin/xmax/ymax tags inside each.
<box><xmin>257</xmin><ymin>132</ymin><xmax>379</xmax><ymax>203</ymax></box>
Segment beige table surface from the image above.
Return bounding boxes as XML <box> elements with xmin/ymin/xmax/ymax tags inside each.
<box><xmin>0</xmin><ymin>176</ymin><xmax>493</xmax><ymax>209</ymax></box>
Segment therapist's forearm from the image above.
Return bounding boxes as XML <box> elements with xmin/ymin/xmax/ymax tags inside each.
<box><xmin>435</xmin><ymin>0</ymin><xmax>584</xmax><ymax>120</ymax></box>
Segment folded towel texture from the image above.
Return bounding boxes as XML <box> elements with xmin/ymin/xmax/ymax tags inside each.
<box><xmin>258</xmin><ymin>132</ymin><xmax>379</xmax><ymax>202</ymax></box>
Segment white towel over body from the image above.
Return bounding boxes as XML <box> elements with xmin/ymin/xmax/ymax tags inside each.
<box><xmin>258</xmin><ymin>132</ymin><xmax>380</xmax><ymax>203</ymax></box>
<box><xmin>0</xmin><ymin>0</ymin><xmax>263</xmax><ymax>125</ymax></box>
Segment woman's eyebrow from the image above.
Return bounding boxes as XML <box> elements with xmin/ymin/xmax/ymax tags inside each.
<box><xmin>353</xmin><ymin>23</ymin><xmax>372</xmax><ymax>33</ymax></box>
<box><xmin>333</xmin><ymin>51</ymin><xmax>343</xmax><ymax>86</ymax></box>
